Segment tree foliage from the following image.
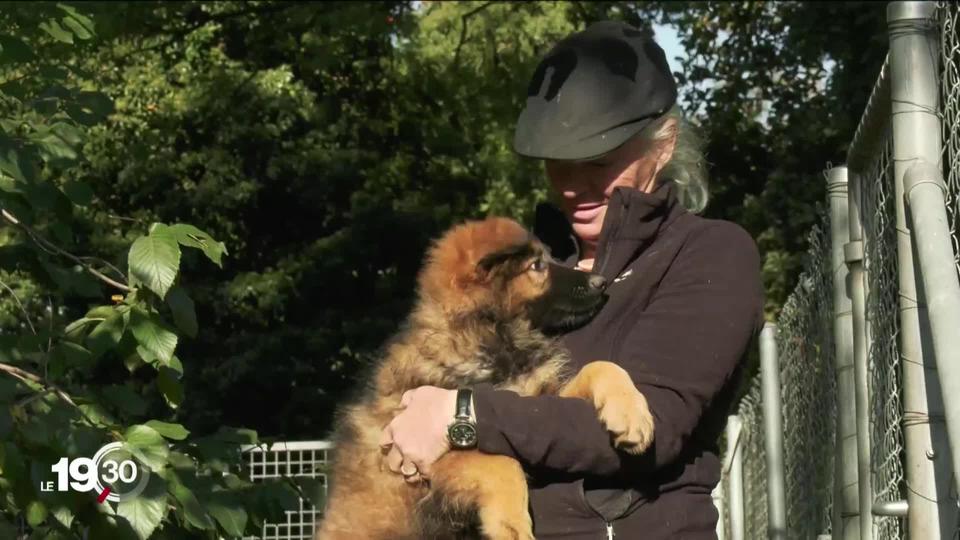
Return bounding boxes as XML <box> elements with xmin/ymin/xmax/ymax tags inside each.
<box><xmin>0</xmin><ymin>2</ymin><xmax>889</xmax><ymax>535</ymax></box>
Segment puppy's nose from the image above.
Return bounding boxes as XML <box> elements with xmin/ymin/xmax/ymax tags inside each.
<box><xmin>588</xmin><ymin>275</ymin><xmax>606</xmax><ymax>290</ymax></box>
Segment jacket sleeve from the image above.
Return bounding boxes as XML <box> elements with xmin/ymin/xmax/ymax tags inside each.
<box><xmin>471</xmin><ymin>221</ymin><xmax>764</xmax><ymax>476</ymax></box>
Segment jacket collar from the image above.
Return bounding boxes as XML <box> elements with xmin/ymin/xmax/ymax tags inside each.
<box><xmin>533</xmin><ymin>181</ymin><xmax>685</xmax><ymax>283</ymax></box>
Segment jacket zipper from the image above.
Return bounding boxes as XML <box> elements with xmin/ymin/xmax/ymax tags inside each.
<box><xmin>596</xmin><ymin>196</ymin><xmax>625</xmax><ymax>277</ymax></box>
<box><xmin>606</xmin><ymin>522</ymin><xmax>615</xmax><ymax>539</ymax></box>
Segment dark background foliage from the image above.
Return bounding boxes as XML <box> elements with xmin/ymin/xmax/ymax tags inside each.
<box><xmin>0</xmin><ymin>0</ymin><xmax>886</xmax><ymax>450</ymax></box>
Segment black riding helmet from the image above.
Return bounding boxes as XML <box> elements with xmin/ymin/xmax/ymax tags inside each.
<box><xmin>513</xmin><ymin>21</ymin><xmax>678</xmax><ymax>161</ymax></box>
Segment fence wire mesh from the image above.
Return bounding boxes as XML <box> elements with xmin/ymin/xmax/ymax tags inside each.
<box><xmin>736</xmin><ymin>379</ymin><xmax>768</xmax><ymax>539</ymax></box>
<box><xmin>859</xmin><ymin>131</ymin><xmax>907</xmax><ymax>540</ymax></box>
<box><xmin>721</xmin><ymin>219</ymin><xmax>837</xmax><ymax>540</ymax></box>
<box><xmin>939</xmin><ymin>1</ymin><xmax>960</xmax><ymax>278</ymax></box>
<box><xmin>239</xmin><ymin>441</ymin><xmax>332</xmax><ymax>540</ymax></box>
<box><xmin>778</xmin><ymin>221</ymin><xmax>837</xmax><ymax>539</ymax></box>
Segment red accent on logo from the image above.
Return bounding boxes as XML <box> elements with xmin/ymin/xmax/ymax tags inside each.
<box><xmin>97</xmin><ymin>488</ymin><xmax>111</xmax><ymax>503</ymax></box>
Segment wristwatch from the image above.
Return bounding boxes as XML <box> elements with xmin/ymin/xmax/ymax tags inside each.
<box><xmin>447</xmin><ymin>388</ymin><xmax>478</xmax><ymax>449</ymax></box>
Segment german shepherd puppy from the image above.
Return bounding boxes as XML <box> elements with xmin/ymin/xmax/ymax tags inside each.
<box><xmin>316</xmin><ymin>217</ymin><xmax>654</xmax><ymax>540</ymax></box>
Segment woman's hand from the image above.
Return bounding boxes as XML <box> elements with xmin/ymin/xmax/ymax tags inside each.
<box><xmin>379</xmin><ymin>386</ymin><xmax>457</xmax><ymax>484</ymax></box>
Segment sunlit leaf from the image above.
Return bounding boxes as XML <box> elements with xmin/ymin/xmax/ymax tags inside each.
<box><xmin>128</xmin><ymin>225</ymin><xmax>180</xmax><ymax>299</ymax></box>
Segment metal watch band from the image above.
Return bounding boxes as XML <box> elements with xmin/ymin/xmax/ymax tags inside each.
<box><xmin>455</xmin><ymin>388</ymin><xmax>473</xmax><ymax>420</ymax></box>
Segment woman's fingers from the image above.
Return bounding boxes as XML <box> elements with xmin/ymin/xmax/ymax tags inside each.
<box><xmin>385</xmin><ymin>444</ymin><xmax>404</xmax><ymax>473</ymax></box>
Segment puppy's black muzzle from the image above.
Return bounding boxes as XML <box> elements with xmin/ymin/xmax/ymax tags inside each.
<box><xmin>529</xmin><ymin>262</ymin><xmax>608</xmax><ymax>333</ymax></box>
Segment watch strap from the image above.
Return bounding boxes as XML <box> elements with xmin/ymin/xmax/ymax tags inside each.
<box><xmin>455</xmin><ymin>388</ymin><xmax>473</xmax><ymax>420</ymax></box>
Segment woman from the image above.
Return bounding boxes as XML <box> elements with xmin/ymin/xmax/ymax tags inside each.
<box><xmin>379</xmin><ymin>20</ymin><xmax>764</xmax><ymax>539</ymax></box>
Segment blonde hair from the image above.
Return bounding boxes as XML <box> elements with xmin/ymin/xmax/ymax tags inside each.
<box><xmin>639</xmin><ymin>105</ymin><xmax>710</xmax><ymax>214</ymax></box>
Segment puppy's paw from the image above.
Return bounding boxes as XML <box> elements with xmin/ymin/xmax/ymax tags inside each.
<box><xmin>479</xmin><ymin>507</ymin><xmax>534</xmax><ymax>540</ymax></box>
<box><xmin>593</xmin><ymin>373</ymin><xmax>655</xmax><ymax>455</ymax></box>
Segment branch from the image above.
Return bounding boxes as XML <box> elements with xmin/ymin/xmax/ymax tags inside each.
<box><xmin>116</xmin><ymin>2</ymin><xmax>302</xmax><ymax>65</ymax></box>
<box><xmin>451</xmin><ymin>2</ymin><xmax>496</xmax><ymax>70</ymax></box>
<box><xmin>0</xmin><ymin>277</ymin><xmax>37</xmax><ymax>335</ymax></box>
<box><xmin>79</xmin><ymin>256</ymin><xmax>126</xmax><ymax>282</ymax></box>
<box><xmin>0</xmin><ymin>361</ymin><xmax>102</xmax><ymax>429</ymax></box>
<box><xmin>0</xmin><ymin>208</ymin><xmax>132</xmax><ymax>292</ymax></box>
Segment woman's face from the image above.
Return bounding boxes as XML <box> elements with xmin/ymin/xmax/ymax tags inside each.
<box><xmin>545</xmin><ymin>125</ymin><xmax>676</xmax><ymax>250</ymax></box>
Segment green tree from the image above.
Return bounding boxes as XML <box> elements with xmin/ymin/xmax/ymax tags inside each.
<box><xmin>0</xmin><ymin>4</ymin><xmax>302</xmax><ymax>538</ymax></box>
<box><xmin>0</xmin><ymin>1</ymin><xmax>891</xmax><ymax>480</ymax></box>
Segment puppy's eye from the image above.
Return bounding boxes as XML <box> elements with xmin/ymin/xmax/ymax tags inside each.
<box><xmin>529</xmin><ymin>258</ymin><xmax>547</xmax><ymax>272</ymax></box>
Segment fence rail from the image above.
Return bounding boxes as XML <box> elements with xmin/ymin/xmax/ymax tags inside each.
<box><xmin>718</xmin><ymin>2</ymin><xmax>960</xmax><ymax>539</ymax></box>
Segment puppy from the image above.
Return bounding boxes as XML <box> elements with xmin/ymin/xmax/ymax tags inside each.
<box><xmin>316</xmin><ymin>217</ymin><xmax>654</xmax><ymax>539</ymax></box>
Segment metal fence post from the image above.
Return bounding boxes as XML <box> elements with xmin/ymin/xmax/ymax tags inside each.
<box><xmin>904</xmin><ymin>160</ymin><xmax>960</xmax><ymax>499</ymax></box>
<box><xmin>827</xmin><ymin>167</ymin><xmax>860</xmax><ymax>540</ymax></box>
<box><xmin>886</xmin><ymin>2</ymin><xmax>954</xmax><ymax>538</ymax></box>
<box><xmin>726</xmin><ymin>415</ymin><xmax>745</xmax><ymax>540</ymax></box>
<box><xmin>760</xmin><ymin>323</ymin><xmax>786</xmax><ymax>540</ymax></box>
<box><xmin>845</xmin><ymin>168</ymin><xmax>874</xmax><ymax>540</ymax></box>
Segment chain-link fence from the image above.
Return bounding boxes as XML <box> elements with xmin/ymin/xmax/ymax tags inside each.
<box><xmin>861</xmin><ymin>133</ymin><xmax>906</xmax><ymax>540</ymax></box>
<box><xmin>719</xmin><ymin>220</ymin><xmax>837</xmax><ymax>540</ymax></box>
<box><xmin>939</xmin><ymin>1</ymin><xmax>960</xmax><ymax>276</ymax></box>
<box><xmin>718</xmin><ymin>2</ymin><xmax>960</xmax><ymax>540</ymax></box>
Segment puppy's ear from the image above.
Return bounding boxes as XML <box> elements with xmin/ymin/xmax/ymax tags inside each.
<box><xmin>474</xmin><ymin>252</ymin><xmax>504</xmax><ymax>282</ymax></box>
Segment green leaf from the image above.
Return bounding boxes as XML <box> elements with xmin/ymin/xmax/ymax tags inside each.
<box><xmin>157</xmin><ymin>367</ymin><xmax>183</xmax><ymax>409</ymax></box>
<box><xmin>165</xmin><ymin>286</ymin><xmax>197</xmax><ymax>338</ymax></box>
<box><xmin>116</xmin><ymin>478</ymin><xmax>167</xmax><ymax>540</ymax></box>
<box><xmin>123</xmin><ymin>425</ymin><xmax>169</xmax><ymax>472</ymax></box>
<box><xmin>38</xmin><ymin>64</ymin><xmax>69</xmax><ymax>81</ymax></box>
<box><xmin>0</xmin><ymin>146</ymin><xmax>27</xmax><ymax>183</ymax></box>
<box><xmin>129</xmin><ymin>307</ymin><xmax>178</xmax><ymax>364</ymax></box>
<box><xmin>27</xmin><ymin>500</ymin><xmax>47</xmax><ymax>527</ymax></box>
<box><xmin>167</xmin><ymin>223</ymin><xmax>227</xmax><ymax>268</ymax></box>
<box><xmin>39</xmin><ymin>20</ymin><xmax>74</xmax><ymax>44</ymax></box>
<box><xmin>61</xmin><ymin>15</ymin><xmax>92</xmax><ymax>40</ymax></box>
<box><xmin>168</xmin><ymin>475</ymin><xmax>214</xmax><ymax>530</ymax></box>
<box><xmin>86</xmin><ymin>305</ymin><xmax>120</xmax><ymax>319</ymax></box>
<box><xmin>145</xmin><ymin>420</ymin><xmax>189</xmax><ymax>440</ymax></box>
<box><xmin>207</xmin><ymin>495</ymin><xmax>248</xmax><ymax>537</ymax></box>
<box><xmin>0</xmin><ymin>35</ymin><xmax>35</xmax><ymax>64</ymax></box>
<box><xmin>57</xmin><ymin>4</ymin><xmax>95</xmax><ymax>32</ymax></box>
<box><xmin>61</xmin><ymin>180</ymin><xmax>93</xmax><ymax>205</ymax></box>
<box><xmin>50</xmin><ymin>504</ymin><xmax>74</xmax><ymax>530</ymax></box>
<box><xmin>49</xmin><ymin>341</ymin><xmax>94</xmax><ymax>378</ymax></box>
<box><xmin>55</xmin><ymin>341</ymin><xmax>92</xmax><ymax>363</ymax></box>
<box><xmin>167</xmin><ymin>355</ymin><xmax>183</xmax><ymax>376</ymax></box>
<box><xmin>50</xmin><ymin>222</ymin><xmax>73</xmax><ymax>246</ymax></box>
<box><xmin>51</xmin><ymin>122</ymin><xmax>84</xmax><ymax>146</ymax></box>
<box><xmin>88</xmin><ymin>513</ymin><xmax>139</xmax><ymax>540</ymax></box>
<box><xmin>86</xmin><ymin>311</ymin><xmax>124</xmax><ymax>358</ymax></box>
<box><xmin>65</xmin><ymin>91</ymin><xmax>113</xmax><ymax>126</ymax></box>
<box><xmin>64</xmin><ymin>315</ymin><xmax>104</xmax><ymax>338</ymax></box>
<box><xmin>128</xmin><ymin>226</ymin><xmax>180</xmax><ymax>299</ymax></box>
<box><xmin>32</xmin><ymin>131</ymin><xmax>78</xmax><ymax>164</ymax></box>
<box><xmin>24</xmin><ymin>180</ymin><xmax>71</xmax><ymax>213</ymax></box>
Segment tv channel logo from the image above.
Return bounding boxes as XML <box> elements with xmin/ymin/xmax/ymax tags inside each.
<box><xmin>39</xmin><ymin>442</ymin><xmax>150</xmax><ymax>503</ymax></box>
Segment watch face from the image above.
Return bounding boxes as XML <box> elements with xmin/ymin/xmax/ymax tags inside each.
<box><xmin>449</xmin><ymin>422</ymin><xmax>477</xmax><ymax>448</ymax></box>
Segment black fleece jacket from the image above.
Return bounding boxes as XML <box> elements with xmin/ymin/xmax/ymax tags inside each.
<box><xmin>471</xmin><ymin>182</ymin><xmax>765</xmax><ymax>539</ymax></box>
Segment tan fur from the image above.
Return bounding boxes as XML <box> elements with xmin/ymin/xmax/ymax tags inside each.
<box><xmin>315</xmin><ymin>217</ymin><xmax>654</xmax><ymax>540</ymax></box>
